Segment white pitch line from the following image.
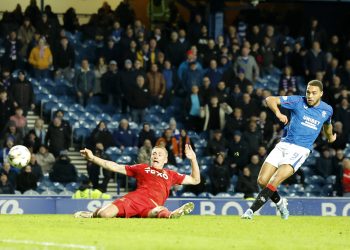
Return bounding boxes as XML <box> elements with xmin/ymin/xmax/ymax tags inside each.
<box><xmin>0</xmin><ymin>239</ymin><xmax>97</xmax><ymax>249</ymax></box>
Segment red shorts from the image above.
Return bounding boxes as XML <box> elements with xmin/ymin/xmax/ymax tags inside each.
<box><xmin>112</xmin><ymin>195</ymin><xmax>155</xmax><ymax>218</ymax></box>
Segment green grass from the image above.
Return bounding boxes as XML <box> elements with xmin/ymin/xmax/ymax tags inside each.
<box><xmin>0</xmin><ymin>215</ymin><xmax>349</xmax><ymax>250</ymax></box>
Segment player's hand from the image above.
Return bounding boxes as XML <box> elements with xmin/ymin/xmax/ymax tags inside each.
<box><xmin>80</xmin><ymin>148</ymin><xmax>94</xmax><ymax>161</ymax></box>
<box><xmin>276</xmin><ymin>113</ymin><xmax>288</xmax><ymax>125</ymax></box>
<box><xmin>185</xmin><ymin>144</ymin><xmax>196</xmax><ymax>161</ymax></box>
<box><xmin>328</xmin><ymin>133</ymin><xmax>337</xmax><ymax>143</ymax></box>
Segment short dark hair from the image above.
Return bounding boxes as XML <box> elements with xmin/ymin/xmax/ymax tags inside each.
<box><xmin>307</xmin><ymin>80</ymin><xmax>323</xmax><ymax>91</ymax></box>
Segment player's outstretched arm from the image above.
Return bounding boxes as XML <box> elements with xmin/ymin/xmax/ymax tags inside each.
<box><xmin>80</xmin><ymin>148</ymin><xmax>127</xmax><ymax>175</ymax></box>
<box><xmin>181</xmin><ymin>144</ymin><xmax>201</xmax><ymax>185</ymax></box>
<box><xmin>323</xmin><ymin>124</ymin><xmax>337</xmax><ymax>143</ymax></box>
<box><xmin>265</xmin><ymin>96</ymin><xmax>288</xmax><ymax>125</ymax></box>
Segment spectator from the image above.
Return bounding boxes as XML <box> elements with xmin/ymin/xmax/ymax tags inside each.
<box><xmin>28</xmin><ymin>37</ymin><xmax>52</xmax><ymax>79</ymax></box>
<box><xmin>16</xmin><ymin>165</ymin><xmax>38</xmax><ymax>194</ymax></box>
<box><xmin>206</xmin><ymin>130</ymin><xmax>228</xmax><ymax>156</ymax></box>
<box><xmin>235</xmin><ymin>167</ymin><xmax>258</xmax><ymax>199</ymax></box>
<box><xmin>35</xmin><ymin>144</ymin><xmax>55</xmax><ymax>174</ymax></box>
<box><xmin>129</xmin><ymin>75</ymin><xmax>152</xmax><ymax>123</ymax></box>
<box><xmin>324</xmin><ymin>58</ymin><xmax>341</xmax><ymax>84</ymax></box>
<box><xmin>279</xmin><ymin>66</ymin><xmax>298</xmax><ymax>94</ymax></box>
<box><xmin>275</xmin><ymin>43</ymin><xmax>292</xmax><ymax>69</ymax></box>
<box><xmin>17</xmin><ymin>17</ymin><xmax>36</xmax><ymax>59</ymax></box>
<box><xmin>63</xmin><ymin>7</ymin><xmax>79</xmax><ymax>33</ymax></box>
<box><xmin>237</xmin><ymin>93</ymin><xmax>260</xmax><ymax>121</ymax></box>
<box><xmin>162</xmin><ymin>60</ymin><xmax>178</xmax><ymax>106</ymax></box>
<box><xmin>177</xmin><ymin>129</ymin><xmax>194</xmax><ymax>160</ymax></box>
<box><xmin>260</xmin><ymin>36</ymin><xmax>276</xmax><ymax>75</ymax></box>
<box><xmin>0</xmin><ymin>89</ymin><xmax>14</xmax><ymax>134</ymax></box>
<box><xmin>45</xmin><ymin>117</ymin><xmax>70</xmax><ymax>157</ymax></box>
<box><xmin>98</xmin><ymin>39</ymin><xmax>119</xmax><ymax>68</ymax></box>
<box><xmin>112</xmin><ymin>119</ymin><xmax>137</xmax><ymax>150</ymax></box>
<box><xmin>334</xmin><ymin>98</ymin><xmax>350</xmax><ymax>135</ymax></box>
<box><xmin>74</xmin><ymin>59</ymin><xmax>96</xmax><ymax>107</ymax></box>
<box><xmin>233</xmin><ymin>47</ymin><xmax>259</xmax><ymax>82</ymax></box>
<box><xmin>200</xmin><ymin>96</ymin><xmax>233</xmax><ymax>133</ymax></box>
<box><xmin>246</xmin><ymin>154</ymin><xmax>261</xmax><ymax>182</ymax></box>
<box><xmin>169</xmin><ymin>118</ymin><xmax>180</xmax><ymax>140</ymax></box>
<box><xmin>177</xmin><ymin>49</ymin><xmax>203</xmax><ymax>83</ymax></box>
<box><xmin>341</xmin><ymin>60</ymin><xmax>350</xmax><ymax>90</ymax></box>
<box><xmin>3</xmin><ymin>30</ymin><xmax>22</xmax><ymax>72</ymax></box>
<box><xmin>101</xmin><ymin>60</ymin><xmax>120</xmax><ymax>106</ymax></box>
<box><xmin>243</xmin><ymin>121</ymin><xmax>263</xmax><ymax>156</ymax></box>
<box><xmin>138</xmin><ymin>123</ymin><xmax>156</xmax><ymax>148</ymax></box>
<box><xmin>183</xmin><ymin>61</ymin><xmax>203</xmax><ymax>94</ymax></box>
<box><xmin>202</xmin><ymin>38</ymin><xmax>219</xmax><ymax>68</ymax></box>
<box><xmin>146</xmin><ymin>63</ymin><xmax>166</xmax><ymax>105</ymax></box>
<box><xmin>0</xmin><ymin>174</ymin><xmax>15</xmax><ymax>194</ymax></box>
<box><xmin>93</xmin><ymin>57</ymin><xmax>108</xmax><ymax>95</ymax></box>
<box><xmin>49</xmin><ymin>151</ymin><xmax>77</xmax><ymax>184</ymax></box>
<box><xmin>304</xmin><ymin>18</ymin><xmax>327</xmax><ymax>49</ymax></box>
<box><xmin>23</xmin><ymin>130</ymin><xmax>40</xmax><ymax>153</ymax></box>
<box><xmin>31</xmin><ymin>118</ymin><xmax>46</xmax><ymax>145</ymax></box>
<box><xmin>137</xmin><ymin>139</ymin><xmax>152</xmax><ymax>164</ymax></box>
<box><xmin>304</xmin><ymin>41</ymin><xmax>327</xmax><ymax>80</ymax></box>
<box><xmin>314</xmin><ymin>148</ymin><xmax>334</xmax><ymax>178</ymax></box>
<box><xmin>215</xmin><ymin>81</ymin><xmax>229</xmax><ymax>103</ymax></box>
<box><xmin>110</xmin><ymin>21</ymin><xmax>123</xmax><ymax>43</ymax></box>
<box><xmin>330</xmin><ymin>121</ymin><xmax>347</xmax><ymax>150</ymax></box>
<box><xmin>333</xmin><ymin>149</ymin><xmax>345</xmax><ymax>196</ymax></box>
<box><xmin>53</xmin><ymin>36</ymin><xmax>75</xmax><ymax>81</ymax></box>
<box><xmin>122</xmin><ymin>40</ymin><xmax>137</xmax><ymax>66</ymax></box>
<box><xmin>89</xmin><ymin>121</ymin><xmax>115</xmax><ymax>150</ymax></box>
<box><xmin>0</xmin><ymin>162</ymin><xmax>18</xmax><ymax>188</ymax></box>
<box><xmin>9</xmin><ymin>71</ymin><xmax>35</xmax><ymax>116</ymax></box>
<box><xmin>184</xmin><ymin>85</ymin><xmax>203</xmax><ymax>132</ymax></box>
<box><xmin>1</xmin><ymin>121</ymin><xmax>23</xmax><ymax>146</ymax></box>
<box><xmin>28</xmin><ymin>154</ymin><xmax>43</xmax><ymax>181</ymax></box>
<box><xmin>165</xmin><ymin>31</ymin><xmax>183</xmax><ymax>67</ymax></box>
<box><xmin>209</xmin><ymin>152</ymin><xmax>231</xmax><ymax>195</ymax></box>
<box><xmin>0</xmin><ymin>137</ymin><xmax>15</xmax><ymax>164</ymax></box>
<box><xmin>224</xmin><ymin>107</ymin><xmax>245</xmax><ymax>139</ymax></box>
<box><xmin>119</xmin><ymin>59</ymin><xmax>135</xmax><ymax>113</ymax></box>
<box><xmin>342</xmin><ymin>158</ymin><xmax>350</xmax><ymax>197</ymax></box>
<box><xmin>155</xmin><ymin>128</ymin><xmax>177</xmax><ymax>166</ymax></box>
<box><xmin>10</xmin><ymin>106</ymin><xmax>27</xmax><ymax>135</ymax></box>
<box><xmin>0</xmin><ymin>68</ymin><xmax>12</xmax><ymax>91</ymax></box>
<box><xmin>72</xmin><ymin>179</ymin><xmax>111</xmax><ymax>199</ymax></box>
<box><xmin>205</xmin><ymin>59</ymin><xmax>222</xmax><ymax>88</ymax></box>
<box><xmin>87</xmin><ymin>143</ymin><xmax>112</xmax><ymax>192</ymax></box>
<box><xmin>256</xmin><ymin>110</ymin><xmax>274</xmax><ymax>145</ymax></box>
<box><xmin>227</xmin><ymin>130</ymin><xmax>250</xmax><ymax>176</ymax></box>
<box><xmin>53</xmin><ymin>109</ymin><xmax>72</xmax><ymax>137</ymax></box>
<box><xmin>199</xmin><ymin>76</ymin><xmax>212</xmax><ymax>105</ymax></box>
<box><xmin>231</xmin><ymin>68</ymin><xmax>252</xmax><ymax>92</ymax></box>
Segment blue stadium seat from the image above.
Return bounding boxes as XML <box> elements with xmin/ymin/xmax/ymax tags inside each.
<box><xmin>123</xmin><ymin>147</ymin><xmax>138</xmax><ymax>156</ymax></box>
<box><xmin>59</xmin><ymin>190</ymin><xmax>74</xmax><ymax>196</ymax></box>
<box><xmin>23</xmin><ymin>189</ymin><xmax>40</xmax><ymax>195</ymax></box>
<box><xmin>181</xmin><ymin>192</ymin><xmax>197</xmax><ymax>197</ymax></box>
<box><xmin>304</xmin><ymin>184</ymin><xmax>321</xmax><ymax>196</ymax></box>
<box><xmin>199</xmin><ymin>156</ymin><xmax>214</xmax><ymax>165</ymax></box>
<box><xmin>215</xmin><ymin>192</ymin><xmax>232</xmax><ymax>197</ymax></box>
<box><xmin>95</xmin><ymin>113</ymin><xmax>112</xmax><ymax>123</ymax></box>
<box><xmin>306</xmin><ymin>175</ymin><xmax>325</xmax><ymax>186</ymax></box>
<box><xmin>321</xmin><ymin>184</ymin><xmax>334</xmax><ymax>197</ymax></box>
<box><xmin>198</xmin><ymin>192</ymin><xmax>214</xmax><ymax>198</ymax></box>
<box><xmin>73</xmin><ymin>127</ymin><xmax>91</xmax><ymax>143</ymax></box>
<box><xmin>64</xmin><ymin>182</ymin><xmax>79</xmax><ymax>192</ymax></box>
<box><xmin>40</xmin><ymin>78</ymin><xmax>56</xmax><ymax>88</ymax></box>
<box><xmin>326</xmin><ymin>175</ymin><xmax>336</xmax><ymax>185</ymax></box>
<box><xmin>41</xmin><ymin>190</ymin><xmax>58</xmax><ymax>195</ymax></box>
<box><xmin>116</xmin><ymin>155</ymin><xmax>132</xmax><ymax>164</ymax></box>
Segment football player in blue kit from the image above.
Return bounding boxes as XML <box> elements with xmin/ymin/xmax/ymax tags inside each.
<box><xmin>242</xmin><ymin>80</ymin><xmax>337</xmax><ymax>219</ymax></box>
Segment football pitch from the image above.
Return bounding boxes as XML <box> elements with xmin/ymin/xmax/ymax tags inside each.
<box><xmin>0</xmin><ymin>215</ymin><xmax>349</xmax><ymax>250</ymax></box>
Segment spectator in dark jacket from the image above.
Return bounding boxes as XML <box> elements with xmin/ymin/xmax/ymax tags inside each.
<box><xmin>129</xmin><ymin>75</ymin><xmax>152</xmax><ymax>123</ymax></box>
<box><xmin>3</xmin><ymin>30</ymin><xmax>22</xmax><ymax>72</ymax></box>
<box><xmin>0</xmin><ymin>162</ymin><xmax>18</xmax><ymax>189</ymax></box>
<box><xmin>101</xmin><ymin>60</ymin><xmax>120</xmax><ymax>106</ymax></box>
<box><xmin>74</xmin><ymin>59</ymin><xmax>96</xmax><ymax>106</ymax></box>
<box><xmin>28</xmin><ymin>154</ymin><xmax>43</xmax><ymax>181</ymax></box>
<box><xmin>279</xmin><ymin>66</ymin><xmax>298</xmax><ymax>94</ymax></box>
<box><xmin>235</xmin><ymin>167</ymin><xmax>258</xmax><ymax>199</ymax></box>
<box><xmin>89</xmin><ymin>121</ymin><xmax>115</xmax><ymax>150</ymax></box>
<box><xmin>138</xmin><ymin>123</ymin><xmax>156</xmax><ymax>148</ymax></box>
<box><xmin>119</xmin><ymin>59</ymin><xmax>136</xmax><ymax>113</ymax></box>
<box><xmin>16</xmin><ymin>165</ymin><xmax>38</xmax><ymax>193</ymax></box>
<box><xmin>209</xmin><ymin>153</ymin><xmax>231</xmax><ymax>195</ymax></box>
<box><xmin>165</xmin><ymin>31</ymin><xmax>183</xmax><ymax>67</ymax></box>
<box><xmin>206</xmin><ymin>130</ymin><xmax>227</xmax><ymax>156</ymax></box>
<box><xmin>53</xmin><ymin>36</ymin><xmax>75</xmax><ymax>81</ymax></box>
<box><xmin>227</xmin><ymin>130</ymin><xmax>250</xmax><ymax>176</ymax></box>
<box><xmin>9</xmin><ymin>71</ymin><xmax>35</xmax><ymax>116</ymax></box>
<box><xmin>0</xmin><ymin>174</ymin><xmax>15</xmax><ymax>194</ymax></box>
<box><xmin>112</xmin><ymin>119</ymin><xmax>137</xmax><ymax>150</ymax></box>
<box><xmin>0</xmin><ymin>89</ymin><xmax>14</xmax><ymax>134</ymax></box>
<box><xmin>304</xmin><ymin>41</ymin><xmax>327</xmax><ymax>80</ymax></box>
<box><xmin>314</xmin><ymin>148</ymin><xmax>334</xmax><ymax>178</ymax></box>
<box><xmin>45</xmin><ymin>117</ymin><xmax>70</xmax><ymax>157</ymax></box>
<box><xmin>49</xmin><ymin>152</ymin><xmax>77</xmax><ymax>184</ymax></box>
<box><xmin>243</xmin><ymin>121</ymin><xmax>263</xmax><ymax>156</ymax></box>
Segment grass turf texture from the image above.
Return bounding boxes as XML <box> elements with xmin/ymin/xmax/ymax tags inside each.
<box><xmin>0</xmin><ymin>215</ymin><xmax>349</xmax><ymax>250</ymax></box>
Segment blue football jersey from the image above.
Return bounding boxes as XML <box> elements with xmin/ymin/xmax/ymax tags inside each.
<box><xmin>279</xmin><ymin>95</ymin><xmax>333</xmax><ymax>150</ymax></box>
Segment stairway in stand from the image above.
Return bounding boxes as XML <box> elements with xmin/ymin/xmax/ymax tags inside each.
<box><xmin>26</xmin><ymin>111</ymin><xmax>118</xmax><ymax>194</ymax></box>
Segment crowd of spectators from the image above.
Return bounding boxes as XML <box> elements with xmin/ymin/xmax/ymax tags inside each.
<box><xmin>0</xmin><ymin>0</ymin><xmax>350</xmax><ymax>197</ymax></box>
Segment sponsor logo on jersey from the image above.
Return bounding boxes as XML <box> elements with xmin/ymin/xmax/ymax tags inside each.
<box><xmin>144</xmin><ymin>167</ymin><xmax>169</xmax><ymax>179</ymax></box>
<box><xmin>301</xmin><ymin>115</ymin><xmax>320</xmax><ymax>130</ymax></box>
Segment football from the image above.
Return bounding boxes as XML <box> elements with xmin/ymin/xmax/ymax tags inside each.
<box><xmin>8</xmin><ymin>145</ymin><xmax>31</xmax><ymax>168</ymax></box>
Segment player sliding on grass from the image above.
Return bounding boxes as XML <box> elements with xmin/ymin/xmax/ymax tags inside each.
<box><xmin>75</xmin><ymin>144</ymin><xmax>199</xmax><ymax>219</ymax></box>
<box><xmin>242</xmin><ymin>80</ymin><xmax>336</xmax><ymax>220</ymax></box>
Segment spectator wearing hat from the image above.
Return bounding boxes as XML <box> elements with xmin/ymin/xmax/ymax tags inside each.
<box><xmin>35</xmin><ymin>144</ymin><xmax>55</xmax><ymax>174</ymax></box>
<box><xmin>16</xmin><ymin>165</ymin><xmax>38</xmax><ymax>193</ymax></box>
<box><xmin>0</xmin><ymin>89</ymin><xmax>14</xmax><ymax>134</ymax></box>
<box><xmin>182</xmin><ymin>61</ymin><xmax>203</xmax><ymax>94</ymax></box>
<box><xmin>28</xmin><ymin>37</ymin><xmax>52</xmax><ymax>79</ymax></box>
<box><xmin>74</xmin><ymin>59</ymin><xmax>96</xmax><ymax>107</ymax></box>
<box><xmin>177</xmin><ymin>49</ymin><xmax>203</xmax><ymax>83</ymax></box>
<box><xmin>49</xmin><ymin>151</ymin><xmax>77</xmax><ymax>184</ymax></box>
<box><xmin>53</xmin><ymin>36</ymin><xmax>75</xmax><ymax>81</ymax></box>
<box><xmin>45</xmin><ymin>117</ymin><xmax>70</xmax><ymax>157</ymax></box>
<box><xmin>9</xmin><ymin>71</ymin><xmax>35</xmax><ymax>116</ymax></box>
<box><xmin>101</xmin><ymin>60</ymin><xmax>120</xmax><ymax>106</ymax></box>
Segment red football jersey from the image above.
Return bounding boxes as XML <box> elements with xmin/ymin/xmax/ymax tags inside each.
<box><xmin>124</xmin><ymin>164</ymin><xmax>186</xmax><ymax>206</ymax></box>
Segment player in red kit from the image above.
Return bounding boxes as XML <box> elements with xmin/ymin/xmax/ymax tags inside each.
<box><xmin>74</xmin><ymin>144</ymin><xmax>200</xmax><ymax>219</ymax></box>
